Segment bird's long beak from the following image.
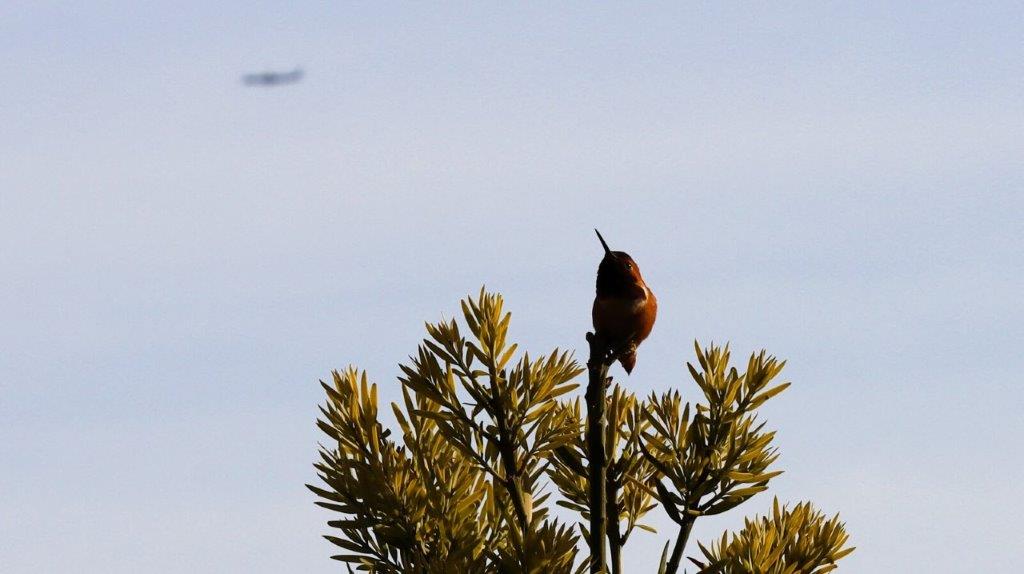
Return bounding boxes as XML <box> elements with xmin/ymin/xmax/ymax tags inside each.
<box><xmin>595</xmin><ymin>229</ymin><xmax>612</xmax><ymax>255</ymax></box>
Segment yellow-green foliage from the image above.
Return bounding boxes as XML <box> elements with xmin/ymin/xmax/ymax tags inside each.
<box><xmin>643</xmin><ymin>344</ymin><xmax>788</xmax><ymax>523</ymax></box>
<box><xmin>549</xmin><ymin>385</ymin><xmax>659</xmax><ymax>547</ymax></box>
<box><xmin>310</xmin><ymin>289</ymin><xmax>852</xmax><ymax>573</ymax></box>
<box><xmin>689</xmin><ymin>499</ymin><xmax>855</xmax><ymax>574</ymax></box>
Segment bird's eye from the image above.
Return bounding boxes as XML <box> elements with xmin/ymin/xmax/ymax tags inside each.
<box><xmin>626</xmin><ymin>263</ymin><xmax>633</xmax><ymax>271</ymax></box>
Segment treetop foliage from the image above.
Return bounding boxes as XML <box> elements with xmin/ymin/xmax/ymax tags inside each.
<box><xmin>310</xmin><ymin>288</ymin><xmax>852</xmax><ymax>573</ymax></box>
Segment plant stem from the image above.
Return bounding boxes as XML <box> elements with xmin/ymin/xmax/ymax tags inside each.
<box><xmin>488</xmin><ymin>364</ymin><xmax>530</xmax><ymax>533</ymax></box>
<box><xmin>607</xmin><ymin>479</ymin><xmax>623</xmax><ymax>574</ymax></box>
<box><xmin>586</xmin><ymin>333</ymin><xmax>610</xmax><ymax>574</ymax></box>
<box><xmin>665</xmin><ymin>517</ymin><xmax>694</xmax><ymax>574</ymax></box>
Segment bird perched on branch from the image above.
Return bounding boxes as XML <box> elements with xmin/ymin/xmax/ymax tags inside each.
<box><xmin>592</xmin><ymin>230</ymin><xmax>657</xmax><ymax>374</ymax></box>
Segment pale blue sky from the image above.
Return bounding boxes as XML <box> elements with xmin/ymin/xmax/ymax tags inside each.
<box><xmin>2</xmin><ymin>2</ymin><xmax>1022</xmax><ymax>572</ymax></box>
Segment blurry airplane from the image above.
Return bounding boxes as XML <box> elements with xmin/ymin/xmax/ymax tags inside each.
<box><xmin>242</xmin><ymin>68</ymin><xmax>304</xmax><ymax>87</ymax></box>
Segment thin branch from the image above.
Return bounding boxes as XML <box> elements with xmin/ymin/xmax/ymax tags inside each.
<box><xmin>489</xmin><ymin>362</ymin><xmax>531</xmax><ymax>532</ymax></box>
<box><xmin>586</xmin><ymin>332</ymin><xmax>611</xmax><ymax>574</ymax></box>
<box><xmin>606</xmin><ymin>478</ymin><xmax>623</xmax><ymax>574</ymax></box>
<box><xmin>665</xmin><ymin>517</ymin><xmax>695</xmax><ymax>574</ymax></box>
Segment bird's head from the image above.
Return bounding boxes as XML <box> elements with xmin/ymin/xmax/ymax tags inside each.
<box><xmin>595</xmin><ymin>229</ymin><xmax>647</xmax><ymax>297</ymax></box>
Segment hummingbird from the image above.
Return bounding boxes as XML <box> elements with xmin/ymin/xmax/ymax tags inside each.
<box><xmin>592</xmin><ymin>230</ymin><xmax>657</xmax><ymax>374</ymax></box>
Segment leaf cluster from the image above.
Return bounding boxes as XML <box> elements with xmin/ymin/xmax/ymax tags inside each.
<box><xmin>549</xmin><ymin>386</ymin><xmax>659</xmax><ymax>554</ymax></box>
<box><xmin>310</xmin><ymin>289</ymin><xmax>853</xmax><ymax>573</ymax></box>
<box><xmin>689</xmin><ymin>499</ymin><xmax>855</xmax><ymax>574</ymax></box>
<box><xmin>643</xmin><ymin>344</ymin><xmax>788</xmax><ymax>523</ymax></box>
<box><xmin>311</xmin><ymin>368</ymin><xmax>493</xmax><ymax>572</ymax></box>
<box><xmin>312</xmin><ymin>290</ymin><xmax>586</xmax><ymax>573</ymax></box>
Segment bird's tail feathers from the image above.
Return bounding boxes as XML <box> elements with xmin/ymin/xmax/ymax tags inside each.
<box><xmin>619</xmin><ymin>352</ymin><xmax>636</xmax><ymax>375</ymax></box>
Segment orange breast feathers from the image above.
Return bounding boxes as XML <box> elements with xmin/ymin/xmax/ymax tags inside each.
<box><xmin>592</xmin><ymin>286</ymin><xmax>658</xmax><ymax>348</ymax></box>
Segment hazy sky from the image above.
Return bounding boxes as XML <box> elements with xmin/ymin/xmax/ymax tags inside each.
<box><xmin>2</xmin><ymin>2</ymin><xmax>1022</xmax><ymax>572</ymax></box>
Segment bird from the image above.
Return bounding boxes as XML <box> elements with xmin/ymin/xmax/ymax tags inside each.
<box><xmin>591</xmin><ymin>229</ymin><xmax>658</xmax><ymax>374</ymax></box>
